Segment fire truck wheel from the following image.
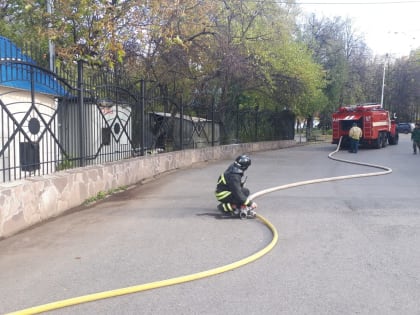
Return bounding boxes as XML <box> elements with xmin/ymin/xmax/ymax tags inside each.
<box><xmin>389</xmin><ymin>134</ymin><xmax>399</xmax><ymax>145</ymax></box>
<box><xmin>374</xmin><ymin>137</ymin><xmax>381</xmax><ymax>149</ymax></box>
<box><xmin>382</xmin><ymin>134</ymin><xmax>388</xmax><ymax>148</ymax></box>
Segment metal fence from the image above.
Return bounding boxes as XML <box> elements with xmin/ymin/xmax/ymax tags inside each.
<box><xmin>0</xmin><ymin>37</ymin><xmax>295</xmax><ymax>183</ymax></box>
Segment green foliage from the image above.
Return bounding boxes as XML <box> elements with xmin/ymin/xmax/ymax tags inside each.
<box><xmin>83</xmin><ymin>186</ymin><xmax>128</xmax><ymax>205</ymax></box>
<box><xmin>56</xmin><ymin>156</ymin><xmax>74</xmax><ymax>171</ymax></box>
<box><xmin>2</xmin><ymin>0</ymin><xmax>418</xmax><ymax>124</ymax></box>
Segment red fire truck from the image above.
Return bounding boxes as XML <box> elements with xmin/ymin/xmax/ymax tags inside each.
<box><xmin>332</xmin><ymin>103</ymin><xmax>398</xmax><ymax>148</ymax></box>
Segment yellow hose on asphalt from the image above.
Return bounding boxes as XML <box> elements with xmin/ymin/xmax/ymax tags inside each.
<box><xmin>5</xmin><ymin>214</ymin><xmax>278</xmax><ymax>315</ymax></box>
<box><xmin>6</xmin><ymin>137</ymin><xmax>392</xmax><ymax>315</ymax></box>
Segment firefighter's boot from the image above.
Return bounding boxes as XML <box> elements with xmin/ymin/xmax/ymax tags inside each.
<box><xmin>218</xmin><ymin>203</ymin><xmax>240</xmax><ymax>217</ymax></box>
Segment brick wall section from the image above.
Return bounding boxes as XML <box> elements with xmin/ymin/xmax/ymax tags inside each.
<box><xmin>0</xmin><ymin>140</ymin><xmax>296</xmax><ymax>239</ymax></box>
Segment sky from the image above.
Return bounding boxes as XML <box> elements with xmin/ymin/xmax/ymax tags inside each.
<box><xmin>296</xmin><ymin>0</ymin><xmax>420</xmax><ymax>57</ymax></box>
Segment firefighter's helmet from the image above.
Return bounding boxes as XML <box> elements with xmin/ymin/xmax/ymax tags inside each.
<box><xmin>234</xmin><ymin>155</ymin><xmax>251</xmax><ymax>170</ymax></box>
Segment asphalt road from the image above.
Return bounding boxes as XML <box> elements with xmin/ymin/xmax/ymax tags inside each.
<box><xmin>1</xmin><ymin>134</ymin><xmax>419</xmax><ymax>315</ymax></box>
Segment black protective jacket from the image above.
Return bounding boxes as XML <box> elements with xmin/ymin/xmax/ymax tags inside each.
<box><xmin>215</xmin><ymin>163</ymin><xmax>251</xmax><ymax>206</ymax></box>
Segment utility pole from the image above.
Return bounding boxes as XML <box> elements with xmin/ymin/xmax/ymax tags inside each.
<box><xmin>47</xmin><ymin>0</ymin><xmax>55</xmax><ymax>72</ymax></box>
<box><xmin>380</xmin><ymin>54</ymin><xmax>388</xmax><ymax>108</ymax></box>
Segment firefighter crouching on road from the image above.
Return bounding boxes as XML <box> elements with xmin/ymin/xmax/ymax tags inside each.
<box><xmin>349</xmin><ymin>122</ymin><xmax>363</xmax><ymax>153</ymax></box>
<box><xmin>412</xmin><ymin>123</ymin><xmax>420</xmax><ymax>154</ymax></box>
<box><xmin>215</xmin><ymin>155</ymin><xmax>257</xmax><ymax>218</ymax></box>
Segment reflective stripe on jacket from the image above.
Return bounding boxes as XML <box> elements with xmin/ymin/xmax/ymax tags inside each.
<box><xmin>215</xmin><ymin>174</ymin><xmax>232</xmax><ymax>199</ymax></box>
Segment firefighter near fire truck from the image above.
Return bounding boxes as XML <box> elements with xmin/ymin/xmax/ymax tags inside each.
<box><xmin>332</xmin><ymin>104</ymin><xmax>398</xmax><ymax>149</ymax></box>
<box><xmin>349</xmin><ymin>123</ymin><xmax>363</xmax><ymax>153</ymax></box>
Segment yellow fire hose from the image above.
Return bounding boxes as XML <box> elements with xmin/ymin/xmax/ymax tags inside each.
<box><xmin>5</xmin><ymin>137</ymin><xmax>392</xmax><ymax>315</ymax></box>
<box><xmin>5</xmin><ymin>214</ymin><xmax>277</xmax><ymax>315</ymax></box>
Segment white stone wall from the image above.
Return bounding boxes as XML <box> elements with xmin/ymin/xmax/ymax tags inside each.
<box><xmin>0</xmin><ymin>140</ymin><xmax>296</xmax><ymax>239</ymax></box>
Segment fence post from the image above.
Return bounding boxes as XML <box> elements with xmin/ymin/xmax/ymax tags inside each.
<box><xmin>77</xmin><ymin>60</ymin><xmax>85</xmax><ymax>167</ymax></box>
<box><xmin>140</xmin><ymin>79</ymin><xmax>145</xmax><ymax>156</ymax></box>
<box><xmin>211</xmin><ymin>95</ymin><xmax>215</xmax><ymax>147</ymax></box>
<box><xmin>236</xmin><ymin>102</ymin><xmax>239</xmax><ymax>142</ymax></box>
<box><xmin>254</xmin><ymin>105</ymin><xmax>259</xmax><ymax>141</ymax></box>
<box><xmin>179</xmin><ymin>97</ymin><xmax>183</xmax><ymax>150</ymax></box>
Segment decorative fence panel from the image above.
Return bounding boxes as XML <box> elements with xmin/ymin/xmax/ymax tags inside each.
<box><xmin>1</xmin><ymin>36</ymin><xmax>295</xmax><ymax>184</ymax></box>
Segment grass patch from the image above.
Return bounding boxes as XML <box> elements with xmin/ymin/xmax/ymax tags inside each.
<box><xmin>83</xmin><ymin>186</ymin><xmax>128</xmax><ymax>205</ymax></box>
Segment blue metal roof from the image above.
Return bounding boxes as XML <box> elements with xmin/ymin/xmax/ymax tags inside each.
<box><xmin>0</xmin><ymin>36</ymin><xmax>67</xmax><ymax>96</ymax></box>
